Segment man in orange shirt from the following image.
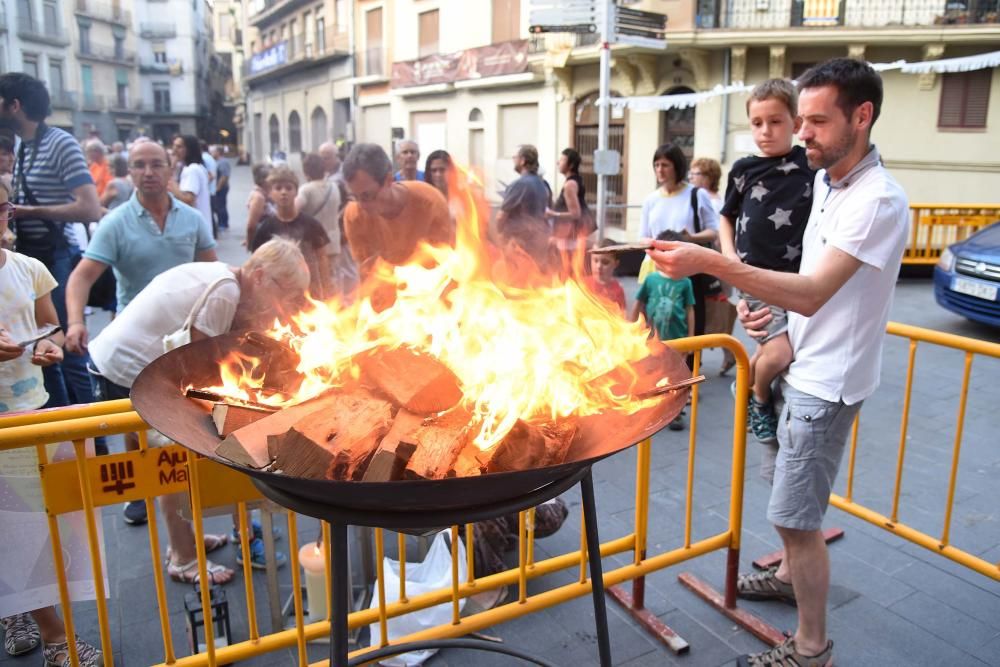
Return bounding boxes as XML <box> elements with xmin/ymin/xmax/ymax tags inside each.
<box><xmin>85</xmin><ymin>139</ymin><xmax>111</xmax><ymax>198</ymax></box>
<box><xmin>342</xmin><ymin>143</ymin><xmax>453</xmax><ymax>278</ymax></box>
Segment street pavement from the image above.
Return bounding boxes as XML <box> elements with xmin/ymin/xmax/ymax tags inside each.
<box><xmin>2</xmin><ymin>164</ymin><xmax>997</xmax><ymax>666</ymax></box>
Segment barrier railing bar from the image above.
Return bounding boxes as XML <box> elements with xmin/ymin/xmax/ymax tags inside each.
<box><xmin>0</xmin><ymin>411</ymin><xmax>147</xmax><ymax>451</ymax></box>
<box><xmin>287</xmin><ymin>511</ymin><xmax>308</xmax><ymax>667</ymax></box>
<box><xmin>450</xmin><ymin>525</ymin><xmax>461</xmax><ymax>625</ymax></box>
<box><xmin>465</xmin><ymin>525</ymin><xmax>475</xmax><ymax>585</ymax></box>
<box><xmin>577</xmin><ymin>511</ymin><xmax>587</xmax><ymax>584</ymax></box>
<box><xmin>397</xmin><ymin>533</ymin><xmax>407</xmax><ymax>603</ymax></box>
<box><xmin>527</xmin><ymin>507</ymin><xmax>537</xmax><ymax>569</ymax></box>
<box><xmin>684</xmin><ymin>351</ymin><xmax>702</xmax><ymax>550</ymax></box>
<box><xmin>186</xmin><ymin>455</ymin><xmax>218</xmax><ymax>666</ymax></box>
<box><xmin>322</xmin><ymin>521</ymin><xmax>332</xmax><ymax>623</ymax></box>
<box><xmin>374</xmin><ymin>528</ymin><xmax>388</xmax><ymax>648</ymax></box>
<box><xmin>37</xmin><ymin>443</ymin><xmax>82</xmax><ymax>667</ymax></box>
<box><xmin>829</xmin><ymin>495</ymin><xmax>999</xmax><ymax>582</ymax></box>
<box><xmin>844</xmin><ymin>413</ymin><xmax>861</xmax><ymax>503</ymax></box>
<box><xmin>72</xmin><ymin>439</ymin><xmax>114</xmax><ymax>665</ymax></box>
<box><xmin>148</xmin><ymin>482</ymin><xmax>175</xmax><ymax>664</ymax></box>
<box><xmin>634</xmin><ymin>439</ymin><xmax>651</xmax><ymax>569</ymax></box>
<box><xmin>518</xmin><ymin>512</ymin><xmax>528</xmax><ymax>603</ymax></box>
<box><xmin>0</xmin><ymin>398</ymin><xmax>134</xmax><ymax>429</ymax></box>
<box><xmin>940</xmin><ymin>352</ymin><xmax>973</xmax><ymax>548</ymax></box>
<box><xmin>891</xmin><ymin>339</ymin><xmax>918</xmax><ymax>524</ymax></box>
<box><xmin>236</xmin><ymin>501</ymin><xmax>260</xmax><ymax>641</ymax></box>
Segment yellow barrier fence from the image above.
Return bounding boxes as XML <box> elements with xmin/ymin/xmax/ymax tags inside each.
<box><xmin>0</xmin><ymin>335</ymin><xmax>751</xmax><ymax>667</ymax></box>
<box><xmin>830</xmin><ymin>321</ymin><xmax>1000</xmax><ymax>582</ymax></box>
<box><xmin>905</xmin><ymin>203</ymin><xmax>1000</xmax><ymax>265</ymax></box>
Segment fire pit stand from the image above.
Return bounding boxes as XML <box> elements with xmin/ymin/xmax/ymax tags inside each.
<box><xmin>251</xmin><ymin>465</ymin><xmax>613</xmax><ymax>667</ymax></box>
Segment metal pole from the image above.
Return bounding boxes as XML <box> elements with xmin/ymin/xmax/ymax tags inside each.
<box><xmin>581</xmin><ymin>470</ymin><xmax>613</xmax><ymax>666</ymax></box>
<box><xmin>595</xmin><ymin>0</ymin><xmax>614</xmax><ymax>241</ymax></box>
<box><xmin>331</xmin><ymin>523</ymin><xmax>350</xmax><ymax>665</ymax></box>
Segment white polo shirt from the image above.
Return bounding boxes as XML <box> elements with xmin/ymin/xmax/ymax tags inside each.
<box><xmin>785</xmin><ymin>146</ymin><xmax>909</xmax><ymax>405</ymax></box>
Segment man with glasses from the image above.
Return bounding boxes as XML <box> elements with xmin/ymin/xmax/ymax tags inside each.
<box><xmin>342</xmin><ymin>143</ymin><xmax>452</xmax><ymax>278</ymax></box>
<box><xmin>64</xmin><ymin>140</ymin><xmax>216</xmax><ymax>525</ymax></box>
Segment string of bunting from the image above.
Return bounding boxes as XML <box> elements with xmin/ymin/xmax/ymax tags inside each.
<box><xmin>597</xmin><ymin>49</ymin><xmax>1000</xmax><ymax>112</ymax></box>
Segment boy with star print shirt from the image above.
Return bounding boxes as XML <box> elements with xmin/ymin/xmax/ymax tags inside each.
<box><xmin>719</xmin><ymin>78</ymin><xmax>814</xmax><ymax>446</ymax></box>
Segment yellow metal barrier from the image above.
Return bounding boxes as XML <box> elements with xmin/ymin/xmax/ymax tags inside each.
<box><xmin>830</xmin><ymin>321</ymin><xmax>1000</xmax><ymax>582</ymax></box>
<box><xmin>0</xmin><ymin>335</ymin><xmax>750</xmax><ymax>666</ymax></box>
<box><xmin>905</xmin><ymin>203</ymin><xmax>1000</xmax><ymax>265</ymax></box>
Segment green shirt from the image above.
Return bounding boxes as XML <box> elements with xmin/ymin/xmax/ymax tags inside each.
<box><xmin>636</xmin><ymin>273</ymin><xmax>694</xmax><ymax>341</ymax></box>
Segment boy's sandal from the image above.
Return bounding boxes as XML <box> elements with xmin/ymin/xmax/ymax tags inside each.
<box><xmin>737</xmin><ymin>637</ymin><xmax>833</xmax><ymax>667</ymax></box>
<box><xmin>164</xmin><ymin>533</ymin><xmax>230</xmax><ymax>565</ymax></box>
<box><xmin>736</xmin><ymin>566</ymin><xmax>796</xmax><ymax>605</ymax></box>
<box><xmin>167</xmin><ymin>558</ymin><xmax>234</xmax><ymax>586</ymax></box>
<box><xmin>41</xmin><ymin>635</ymin><xmax>104</xmax><ymax>667</ymax></box>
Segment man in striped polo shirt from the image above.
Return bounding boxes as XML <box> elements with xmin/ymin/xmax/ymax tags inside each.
<box><xmin>0</xmin><ymin>73</ymin><xmax>101</xmax><ymax>410</ymax></box>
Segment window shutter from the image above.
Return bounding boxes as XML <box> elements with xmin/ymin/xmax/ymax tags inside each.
<box><xmin>963</xmin><ymin>68</ymin><xmax>991</xmax><ymax>128</ymax></box>
<box><xmin>939</xmin><ymin>70</ymin><xmax>991</xmax><ymax>129</ymax></box>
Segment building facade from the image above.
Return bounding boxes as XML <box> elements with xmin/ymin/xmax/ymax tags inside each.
<box><xmin>241</xmin><ymin>0</ymin><xmax>354</xmax><ymax>164</ymax></box>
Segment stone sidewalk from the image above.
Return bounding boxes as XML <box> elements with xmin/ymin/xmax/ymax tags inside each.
<box><xmin>2</xmin><ymin>165</ymin><xmax>996</xmax><ymax>666</ymax></box>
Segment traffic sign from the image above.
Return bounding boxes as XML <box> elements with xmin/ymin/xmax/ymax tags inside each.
<box><xmin>593</xmin><ymin>149</ymin><xmax>621</xmax><ymax>176</ymax></box>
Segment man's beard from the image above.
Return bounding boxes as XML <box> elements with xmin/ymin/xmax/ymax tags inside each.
<box><xmin>806</xmin><ymin>128</ymin><xmax>855</xmax><ymax>172</ymax></box>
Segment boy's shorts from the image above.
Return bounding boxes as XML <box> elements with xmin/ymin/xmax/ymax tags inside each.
<box><xmin>760</xmin><ymin>381</ymin><xmax>863</xmax><ymax>531</ymax></box>
<box><xmin>739</xmin><ymin>291</ymin><xmax>788</xmax><ymax>343</ymax></box>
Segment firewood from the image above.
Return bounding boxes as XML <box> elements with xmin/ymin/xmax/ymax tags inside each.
<box><xmin>361</xmin><ymin>409</ymin><xmax>423</xmax><ymax>481</ymax></box>
<box><xmin>212</xmin><ymin>402</ymin><xmax>276</xmax><ymax>438</ymax></box>
<box><xmin>357</xmin><ymin>346</ymin><xmax>463</xmax><ymax>414</ymax></box>
<box><xmin>475</xmin><ymin>420</ymin><xmax>548</xmax><ymax>474</ymax></box>
<box><xmin>268</xmin><ymin>391</ymin><xmax>394</xmax><ymax>480</ymax></box>
<box><xmin>404</xmin><ymin>408</ymin><xmax>474</xmax><ymax>480</ymax></box>
<box><xmin>539</xmin><ymin>420</ymin><xmax>578</xmax><ymax>468</ymax></box>
<box><xmin>216</xmin><ymin>393</ymin><xmax>343</xmax><ymax>468</ymax></box>
<box><xmin>240</xmin><ymin>331</ymin><xmax>303</xmax><ymax>395</ymax></box>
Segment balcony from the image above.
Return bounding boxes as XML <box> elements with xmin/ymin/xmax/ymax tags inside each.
<box><xmin>50</xmin><ymin>90</ymin><xmax>78</xmax><ymax>110</ymax></box>
<box><xmin>74</xmin><ymin>0</ymin><xmax>131</xmax><ymax>26</ymax></box>
<box><xmin>134</xmin><ymin>101</ymin><xmax>204</xmax><ymax>116</ymax></box>
<box><xmin>242</xmin><ymin>30</ymin><xmax>349</xmax><ymax>81</ymax></box>
<box><xmin>248</xmin><ymin>0</ymin><xmax>312</xmax><ymax>28</ymax></box>
<box><xmin>17</xmin><ymin>15</ymin><xmax>70</xmax><ymax>45</ymax></box>
<box><xmin>139</xmin><ymin>58</ymin><xmax>183</xmax><ymax>75</ymax></box>
<box><xmin>108</xmin><ymin>96</ymin><xmax>138</xmax><ymax>114</ymax></box>
<box><xmin>80</xmin><ymin>93</ymin><xmax>106</xmax><ymax>112</ymax></box>
<box><xmin>77</xmin><ymin>43</ymin><xmax>136</xmax><ymax>65</ymax></box>
<box><xmin>696</xmin><ymin>0</ymin><xmax>1000</xmax><ymax>30</ymax></box>
<box><xmin>140</xmin><ymin>22</ymin><xmax>177</xmax><ymax>39</ymax></box>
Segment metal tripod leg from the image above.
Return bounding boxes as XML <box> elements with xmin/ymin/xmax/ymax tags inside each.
<box><xmin>580</xmin><ymin>470</ymin><xmax>612</xmax><ymax>666</ymax></box>
<box><xmin>330</xmin><ymin>522</ymin><xmax>349</xmax><ymax>666</ymax></box>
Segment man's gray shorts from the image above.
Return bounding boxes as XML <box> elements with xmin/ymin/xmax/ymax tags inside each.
<box><xmin>739</xmin><ymin>291</ymin><xmax>788</xmax><ymax>343</ymax></box>
<box><xmin>759</xmin><ymin>381</ymin><xmax>863</xmax><ymax>531</ymax></box>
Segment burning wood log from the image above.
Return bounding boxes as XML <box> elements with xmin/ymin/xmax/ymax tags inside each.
<box><xmin>216</xmin><ymin>393</ymin><xmax>344</xmax><ymax>468</ymax></box>
<box><xmin>240</xmin><ymin>331</ymin><xmax>303</xmax><ymax>395</ymax></box>
<box><xmin>474</xmin><ymin>420</ymin><xmax>549</xmax><ymax>474</ymax></box>
<box><xmin>539</xmin><ymin>420</ymin><xmax>578</xmax><ymax>468</ymax></box>
<box><xmin>361</xmin><ymin>409</ymin><xmax>423</xmax><ymax>482</ymax></box>
<box><xmin>357</xmin><ymin>346</ymin><xmax>463</xmax><ymax>415</ymax></box>
<box><xmin>403</xmin><ymin>408</ymin><xmax>474</xmax><ymax>480</ymax></box>
<box><xmin>268</xmin><ymin>390</ymin><xmax>395</xmax><ymax>480</ymax></box>
<box><xmin>212</xmin><ymin>402</ymin><xmax>276</xmax><ymax>437</ymax></box>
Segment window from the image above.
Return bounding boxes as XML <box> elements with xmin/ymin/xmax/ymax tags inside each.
<box><xmin>153</xmin><ymin>42</ymin><xmax>167</xmax><ymax>64</ymax></box>
<box><xmin>939</xmin><ymin>70</ymin><xmax>991</xmax><ymax>129</ymax></box>
<box><xmin>17</xmin><ymin>0</ymin><xmax>33</xmax><ymax>27</ymax></box>
<box><xmin>79</xmin><ymin>24</ymin><xmax>91</xmax><ymax>54</ymax></box>
<box><xmin>114</xmin><ymin>36</ymin><xmax>125</xmax><ymax>60</ymax></box>
<box><xmin>303</xmin><ymin>11</ymin><xmax>312</xmax><ymax>54</ymax></box>
<box><xmin>288</xmin><ymin>111</ymin><xmax>302</xmax><ymax>152</ymax></box>
<box><xmin>316</xmin><ymin>17</ymin><xmax>326</xmax><ymax>53</ymax></box>
<box><xmin>153</xmin><ymin>83</ymin><xmax>171</xmax><ymax>112</ymax></box>
<box><xmin>219</xmin><ymin>12</ymin><xmax>234</xmax><ymax>41</ymax></box>
<box><xmin>43</xmin><ymin>0</ymin><xmax>59</xmax><ymax>32</ymax></box>
<box><xmin>269</xmin><ymin>114</ymin><xmax>280</xmax><ymax>154</ymax></box>
<box><xmin>492</xmin><ymin>0</ymin><xmax>520</xmax><ymax>44</ymax></box>
<box><xmin>48</xmin><ymin>60</ymin><xmax>65</xmax><ymax>96</ymax></box>
<box><xmin>22</xmin><ymin>55</ymin><xmax>39</xmax><ymax>79</ymax></box>
<box><xmin>335</xmin><ymin>0</ymin><xmax>348</xmax><ymax>31</ymax></box>
<box><xmin>288</xmin><ymin>19</ymin><xmax>297</xmax><ymax>57</ymax></box>
<box><xmin>365</xmin><ymin>8</ymin><xmax>383</xmax><ymax>76</ymax></box>
<box><xmin>81</xmin><ymin>64</ymin><xmax>94</xmax><ymax>97</ymax></box>
<box><xmin>419</xmin><ymin>10</ymin><xmax>439</xmax><ymax>58</ymax></box>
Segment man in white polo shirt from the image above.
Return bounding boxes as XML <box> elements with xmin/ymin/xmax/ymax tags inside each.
<box><xmin>649</xmin><ymin>58</ymin><xmax>909</xmax><ymax>667</ymax></box>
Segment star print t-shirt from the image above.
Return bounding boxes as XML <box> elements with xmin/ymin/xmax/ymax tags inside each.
<box><xmin>721</xmin><ymin>145</ymin><xmax>814</xmax><ymax>272</ymax></box>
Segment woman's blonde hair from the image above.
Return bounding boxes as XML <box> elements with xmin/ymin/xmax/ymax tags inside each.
<box><xmin>244</xmin><ymin>237</ymin><xmax>310</xmax><ymax>292</ymax></box>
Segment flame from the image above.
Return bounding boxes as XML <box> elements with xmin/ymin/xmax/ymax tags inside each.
<box><xmin>212</xmin><ymin>164</ymin><xmax>662</xmax><ymax>451</ymax></box>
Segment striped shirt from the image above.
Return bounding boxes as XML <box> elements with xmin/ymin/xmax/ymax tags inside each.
<box><xmin>12</xmin><ymin>125</ymin><xmax>94</xmax><ymax>244</ymax></box>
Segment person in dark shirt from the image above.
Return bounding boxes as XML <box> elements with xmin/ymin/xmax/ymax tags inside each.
<box><xmin>719</xmin><ymin>78</ymin><xmax>815</xmax><ymax>445</ymax></box>
<box><xmin>497</xmin><ymin>144</ymin><xmax>551</xmax><ymax>235</ymax></box>
<box><xmin>250</xmin><ymin>165</ymin><xmax>330</xmax><ymax>299</ymax></box>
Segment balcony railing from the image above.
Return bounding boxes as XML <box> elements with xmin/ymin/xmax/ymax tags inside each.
<box><xmin>17</xmin><ymin>15</ymin><xmax>70</xmax><ymax>45</ymax></box>
<box><xmin>696</xmin><ymin>0</ymin><xmax>1000</xmax><ymax>29</ymax></box>
<box><xmin>77</xmin><ymin>43</ymin><xmax>136</xmax><ymax>65</ymax></box>
<box><xmin>134</xmin><ymin>101</ymin><xmax>204</xmax><ymax>115</ymax></box>
<box><xmin>139</xmin><ymin>22</ymin><xmax>177</xmax><ymax>39</ymax></box>
<box><xmin>50</xmin><ymin>90</ymin><xmax>78</xmax><ymax>110</ymax></box>
<box><xmin>139</xmin><ymin>58</ymin><xmax>173</xmax><ymax>74</ymax></box>
<box><xmin>80</xmin><ymin>93</ymin><xmax>106</xmax><ymax>112</ymax></box>
<box><xmin>75</xmin><ymin>0</ymin><xmax>131</xmax><ymax>26</ymax></box>
<box><xmin>242</xmin><ymin>31</ymin><xmax>349</xmax><ymax>79</ymax></box>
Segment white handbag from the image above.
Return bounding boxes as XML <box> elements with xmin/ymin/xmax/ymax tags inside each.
<box><xmin>163</xmin><ymin>275</ymin><xmax>238</xmax><ymax>353</ymax></box>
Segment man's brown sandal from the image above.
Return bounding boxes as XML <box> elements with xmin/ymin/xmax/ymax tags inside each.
<box><xmin>736</xmin><ymin>566</ymin><xmax>797</xmax><ymax>605</ymax></box>
<box><xmin>737</xmin><ymin>637</ymin><xmax>833</xmax><ymax>667</ymax></box>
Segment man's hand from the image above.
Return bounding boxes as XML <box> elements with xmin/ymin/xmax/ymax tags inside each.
<box><xmin>647</xmin><ymin>240</ymin><xmax>714</xmax><ymax>279</ymax></box>
<box><xmin>65</xmin><ymin>322</ymin><xmax>89</xmax><ymax>355</ymax></box>
<box><xmin>31</xmin><ymin>339</ymin><xmax>63</xmax><ymax>367</ymax></box>
<box><xmin>12</xmin><ymin>204</ymin><xmax>37</xmax><ymax>220</ymax></box>
<box><xmin>0</xmin><ymin>329</ymin><xmax>24</xmax><ymax>362</ymax></box>
<box><xmin>736</xmin><ymin>299</ymin><xmax>772</xmax><ymax>341</ymax></box>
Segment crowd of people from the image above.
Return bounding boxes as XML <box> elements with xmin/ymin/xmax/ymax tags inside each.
<box><xmin>0</xmin><ymin>56</ymin><xmax>909</xmax><ymax>667</ymax></box>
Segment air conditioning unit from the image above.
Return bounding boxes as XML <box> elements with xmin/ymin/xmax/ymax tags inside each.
<box><xmin>756</xmin><ymin>0</ymin><xmax>770</xmax><ymax>10</ymax></box>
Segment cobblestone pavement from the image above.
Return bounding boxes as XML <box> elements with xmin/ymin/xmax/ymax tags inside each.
<box><xmin>3</xmin><ymin>165</ymin><xmax>997</xmax><ymax>666</ymax></box>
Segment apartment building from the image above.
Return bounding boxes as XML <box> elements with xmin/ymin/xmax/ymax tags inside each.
<box><xmin>133</xmin><ymin>0</ymin><xmax>213</xmax><ymax>143</ymax></box>
<box><xmin>68</xmin><ymin>0</ymin><xmax>140</xmax><ymax>141</ymax></box>
<box><xmin>214</xmin><ymin>0</ymin><xmax>247</xmax><ymax>149</ymax></box>
<box><xmin>241</xmin><ymin>0</ymin><xmax>354</xmax><ymax>163</ymax></box>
